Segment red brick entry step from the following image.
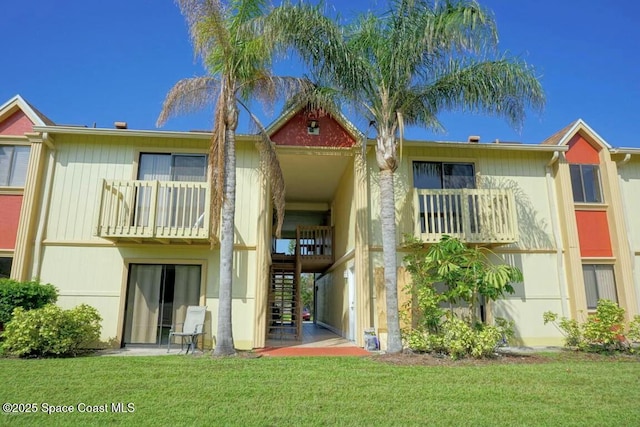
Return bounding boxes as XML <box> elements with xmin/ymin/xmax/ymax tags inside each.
<box><xmin>255</xmin><ymin>347</ymin><xmax>371</xmax><ymax>357</ymax></box>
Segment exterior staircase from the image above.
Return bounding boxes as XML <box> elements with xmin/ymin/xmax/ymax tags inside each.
<box><xmin>268</xmin><ymin>260</ymin><xmax>301</xmax><ymax>340</ymax></box>
<box><xmin>267</xmin><ymin>225</ymin><xmax>334</xmax><ymax>341</ymax></box>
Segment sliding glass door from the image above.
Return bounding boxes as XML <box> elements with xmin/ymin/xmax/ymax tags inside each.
<box><xmin>123</xmin><ymin>264</ymin><xmax>201</xmax><ymax>345</ymax></box>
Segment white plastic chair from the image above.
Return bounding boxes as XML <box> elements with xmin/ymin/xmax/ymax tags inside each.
<box><xmin>167</xmin><ymin>306</ymin><xmax>207</xmax><ymax>355</ymax></box>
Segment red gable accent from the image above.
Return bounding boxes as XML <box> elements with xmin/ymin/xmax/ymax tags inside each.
<box><xmin>565</xmin><ymin>134</ymin><xmax>600</xmax><ymax>164</ymax></box>
<box><xmin>271</xmin><ymin>111</ymin><xmax>356</xmax><ymax>147</ymax></box>
<box><xmin>0</xmin><ymin>110</ymin><xmax>34</xmax><ymax>136</ymax></box>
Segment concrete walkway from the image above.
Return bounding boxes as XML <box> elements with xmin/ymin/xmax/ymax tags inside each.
<box><xmin>98</xmin><ymin>322</ymin><xmax>371</xmax><ymax>357</ymax></box>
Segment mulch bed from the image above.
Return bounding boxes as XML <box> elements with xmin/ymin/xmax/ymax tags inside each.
<box><xmin>369</xmin><ymin>349</ymin><xmax>640</xmax><ymax>366</ymax></box>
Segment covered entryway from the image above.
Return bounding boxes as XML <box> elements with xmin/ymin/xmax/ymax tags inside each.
<box><xmin>262</xmin><ymin>106</ymin><xmax>365</xmax><ymax>348</ymax></box>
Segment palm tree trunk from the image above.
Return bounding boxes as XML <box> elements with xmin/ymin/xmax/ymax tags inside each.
<box><xmin>379</xmin><ymin>169</ymin><xmax>402</xmax><ymax>353</ymax></box>
<box><xmin>214</xmin><ymin>104</ymin><xmax>238</xmax><ymax>356</ymax></box>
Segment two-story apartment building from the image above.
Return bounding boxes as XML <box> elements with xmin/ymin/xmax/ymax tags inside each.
<box><xmin>1</xmin><ymin>94</ymin><xmax>638</xmax><ymax>350</ymax></box>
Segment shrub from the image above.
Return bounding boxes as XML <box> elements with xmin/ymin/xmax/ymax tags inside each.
<box><xmin>1</xmin><ymin>304</ymin><xmax>101</xmax><ymax>357</ymax></box>
<box><xmin>440</xmin><ymin>316</ymin><xmax>503</xmax><ymax>359</ymax></box>
<box><xmin>628</xmin><ymin>316</ymin><xmax>640</xmax><ymax>343</ymax></box>
<box><xmin>403</xmin><ymin>316</ymin><xmax>510</xmax><ymax>359</ymax></box>
<box><xmin>544</xmin><ymin>299</ymin><xmax>633</xmax><ymax>353</ymax></box>
<box><xmin>0</xmin><ymin>279</ymin><xmax>58</xmax><ymax>327</ymax></box>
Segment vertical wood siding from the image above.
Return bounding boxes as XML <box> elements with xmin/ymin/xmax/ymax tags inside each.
<box><xmin>367</xmin><ymin>145</ymin><xmax>556</xmax><ymax>251</ymax></box>
<box><xmin>45</xmin><ymin>134</ymin><xmax>261</xmax><ymax>245</ymax></box>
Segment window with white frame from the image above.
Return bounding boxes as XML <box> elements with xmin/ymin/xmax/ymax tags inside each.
<box><xmin>0</xmin><ymin>145</ymin><xmax>31</xmax><ymax>187</ymax></box>
<box><xmin>582</xmin><ymin>264</ymin><xmax>617</xmax><ymax>310</ymax></box>
<box><xmin>570</xmin><ymin>164</ymin><xmax>602</xmax><ymax>203</ymax></box>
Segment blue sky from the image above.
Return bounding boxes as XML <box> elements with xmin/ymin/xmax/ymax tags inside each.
<box><xmin>2</xmin><ymin>1</ymin><xmax>639</xmax><ymax>146</ymax></box>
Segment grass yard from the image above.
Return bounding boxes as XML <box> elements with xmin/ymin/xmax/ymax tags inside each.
<box><xmin>0</xmin><ymin>353</ymin><xmax>638</xmax><ymax>426</ymax></box>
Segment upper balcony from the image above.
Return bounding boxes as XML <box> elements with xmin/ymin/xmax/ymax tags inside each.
<box><xmin>271</xmin><ymin>225</ymin><xmax>334</xmax><ymax>273</ymax></box>
<box><xmin>96</xmin><ymin>179</ymin><xmax>210</xmax><ymax>243</ymax></box>
<box><xmin>413</xmin><ymin>188</ymin><xmax>518</xmax><ymax>245</ymax></box>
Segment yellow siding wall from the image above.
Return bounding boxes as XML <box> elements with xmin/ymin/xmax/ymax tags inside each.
<box><xmin>332</xmin><ymin>157</ymin><xmax>356</xmax><ymax>258</ymax></box>
<box><xmin>617</xmin><ymin>160</ymin><xmax>640</xmax><ymax>252</ymax></box>
<box><xmin>36</xmin><ymin>133</ymin><xmax>263</xmax><ymax>350</ymax></box>
<box><xmin>366</xmin><ymin>144</ymin><xmax>567</xmax><ymax>346</ymax></box>
<box><xmin>367</xmin><ymin>145</ymin><xmax>557</xmax><ymax>251</ymax></box>
<box><xmin>314</xmin><ymin>158</ymin><xmax>355</xmax><ymax>336</ymax></box>
<box><xmin>45</xmin><ymin>134</ymin><xmax>260</xmax><ymax>245</ymax></box>
<box><xmin>616</xmin><ymin>159</ymin><xmax>640</xmax><ymax>312</ymax></box>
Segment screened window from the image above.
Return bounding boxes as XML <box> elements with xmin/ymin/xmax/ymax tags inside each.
<box><xmin>582</xmin><ymin>264</ymin><xmax>617</xmax><ymax>309</ymax></box>
<box><xmin>413</xmin><ymin>162</ymin><xmax>475</xmax><ymax>234</ymax></box>
<box><xmin>0</xmin><ymin>145</ymin><xmax>31</xmax><ymax>187</ymax></box>
<box><xmin>413</xmin><ymin>161</ymin><xmax>475</xmax><ymax>189</ymax></box>
<box><xmin>570</xmin><ymin>164</ymin><xmax>602</xmax><ymax>203</ymax></box>
<box><xmin>136</xmin><ymin>153</ymin><xmax>207</xmax><ymax>228</ymax></box>
<box><xmin>0</xmin><ymin>257</ymin><xmax>11</xmax><ymax>278</ymax></box>
<box><xmin>138</xmin><ymin>153</ymin><xmax>206</xmax><ymax>182</ymax></box>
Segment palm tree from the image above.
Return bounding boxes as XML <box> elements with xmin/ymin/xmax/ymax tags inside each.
<box><xmin>273</xmin><ymin>0</ymin><xmax>544</xmax><ymax>353</ymax></box>
<box><xmin>157</xmin><ymin>0</ymin><xmax>309</xmax><ymax>356</ymax></box>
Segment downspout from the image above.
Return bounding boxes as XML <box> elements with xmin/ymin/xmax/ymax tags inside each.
<box><xmin>614</xmin><ymin>153</ymin><xmax>639</xmax><ymax>311</ymax></box>
<box><xmin>546</xmin><ymin>150</ymin><xmax>569</xmax><ymax>317</ymax></box>
<box><xmin>32</xmin><ymin>133</ymin><xmax>56</xmax><ymax>280</ymax></box>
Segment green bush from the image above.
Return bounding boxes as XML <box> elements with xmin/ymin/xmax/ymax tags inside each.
<box><xmin>628</xmin><ymin>316</ymin><xmax>640</xmax><ymax>343</ymax></box>
<box><xmin>440</xmin><ymin>316</ymin><xmax>503</xmax><ymax>359</ymax></box>
<box><xmin>403</xmin><ymin>316</ymin><xmax>510</xmax><ymax>359</ymax></box>
<box><xmin>1</xmin><ymin>304</ymin><xmax>101</xmax><ymax>357</ymax></box>
<box><xmin>0</xmin><ymin>279</ymin><xmax>58</xmax><ymax>327</ymax></box>
<box><xmin>544</xmin><ymin>299</ymin><xmax>632</xmax><ymax>353</ymax></box>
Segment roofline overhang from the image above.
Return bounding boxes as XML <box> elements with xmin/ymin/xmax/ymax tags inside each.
<box><xmin>32</xmin><ymin>125</ymin><xmax>258</xmax><ymax>142</ymax></box>
<box><xmin>0</xmin><ymin>95</ymin><xmax>50</xmax><ymax>127</ymax></box>
<box><xmin>376</xmin><ymin>139</ymin><xmax>569</xmax><ymax>153</ymax></box>
<box><xmin>552</xmin><ymin>119</ymin><xmax>613</xmax><ymax>149</ymax></box>
<box><xmin>610</xmin><ymin>148</ymin><xmax>640</xmax><ymax>155</ymax></box>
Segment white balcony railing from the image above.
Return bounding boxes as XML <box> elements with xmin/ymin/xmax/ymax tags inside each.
<box><xmin>96</xmin><ymin>179</ymin><xmax>209</xmax><ymax>241</ymax></box>
<box><xmin>414</xmin><ymin>188</ymin><xmax>518</xmax><ymax>244</ymax></box>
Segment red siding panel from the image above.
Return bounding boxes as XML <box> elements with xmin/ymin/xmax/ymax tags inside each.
<box><xmin>0</xmin><ymin>195</ymin><xmax>23</xmax><ymax>249</ymax></box>
<box><xmin>566</xmin><ymin>134</ymin><xmax>600</xmax><ymax>164</ymax></box>
<box><xmin>575</xmin><ymin>210</ymin><xmax>612</xmax><ymax>257</ymax></box>
<box><xmin>0</xmin><ymin>110</ymin><xmax>33</xmax><ymax>136</ymax></box>
<box><xmin>271</xmin><ymin>111</ymin><xmax>356</xmax><ymax>147</ymax></box>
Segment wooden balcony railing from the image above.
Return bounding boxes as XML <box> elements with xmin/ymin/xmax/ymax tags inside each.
<box><xmin>414</xmin><ymin>188</ymin><xmax>518</xmax><ymax>244</ymax></box>
<box><xmin>96</xmin><ymin>179</ymin><xmax>209</xmax><ymax>241</ymax></box>
<box><xmin>296</xmin><ymin>226</ymin><xmax>334</xmax><ymax>261</ymax></box>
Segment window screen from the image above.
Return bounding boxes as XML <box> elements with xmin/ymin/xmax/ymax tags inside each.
<box><xmin>582</xmin><ymin>264</ymin><xmax>617</xmax><ymax>309</ymax></box>
<box><xmin>570</xmin><ymin>164</ymin><xmax>602</xmax><ymax>203</ymax></box>
<box><xmin>0</xmin><ymin>145</ymin><xmax>31</xmax><ymax>187</ymax></box>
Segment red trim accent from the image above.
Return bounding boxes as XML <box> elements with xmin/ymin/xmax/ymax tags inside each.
<box><xmin>0</xmin><ymin>195</ymin><xmax>23</xmax><ymax>249</ymax></box>
<box><xmin>575</xmin><ymin>211</ymin><xmax>612</xmax><ymax>257</ymax></box>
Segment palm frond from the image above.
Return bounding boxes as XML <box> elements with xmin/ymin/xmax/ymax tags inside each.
<box><xmin>177</xmin><ymin>0</ymin><xmax>232</xmax><ymax>61</ymax></box>
<box><xmin>236</xmin><ymin>98</ymin><xmax>286</xmax><ymax>238</ymax></box>
<box><xmin>241</xmin><ymin>75</ymin><xmax>314</xmax><ymax>113</ymax></box>
<box><xmin>420</xmin><ymin>57</ymin><xmax>545</xmax><ymax>130</ymax></box>
<box><xmin>156</xmin><ymin>77</ymin><xmax>220</xmax><ymax>127</ymax></box>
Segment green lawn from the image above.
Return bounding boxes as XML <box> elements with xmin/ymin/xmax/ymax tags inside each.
<box><xmin>0</xmin><ymin>353</ymin><xmax>638</xmax><ymax>426</ymax></box>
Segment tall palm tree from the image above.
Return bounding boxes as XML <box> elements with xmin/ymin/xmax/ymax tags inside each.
<box><xmin>273</xmin><ymin>0</ymin><xmax>544</xmax><ymax>353</ymax></box>
<box><xmin>157</xmin><ymin>0</ymin><xmax>309</xmax><ymax>356</ymax></box>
